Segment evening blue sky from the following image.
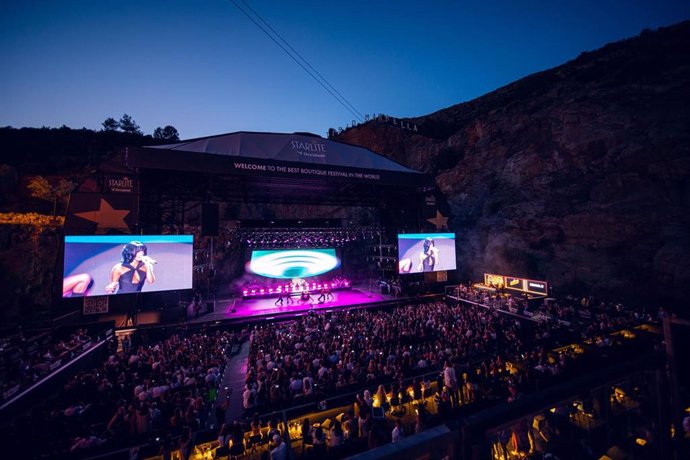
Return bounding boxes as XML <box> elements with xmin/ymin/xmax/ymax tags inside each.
<box><xmin>2</xmin><ymin>1</ymin><xmax>688</xmax><ymax>139</ymax></box>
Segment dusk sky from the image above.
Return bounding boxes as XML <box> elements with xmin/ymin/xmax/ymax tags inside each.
<box><xmin>2</xmin><ymin>1</ymin><xmax>689</xmax><ymax>139</ymax></box>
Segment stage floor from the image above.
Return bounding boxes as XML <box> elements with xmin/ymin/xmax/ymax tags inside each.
<box><xmin>201</xmin><ymin>288</ymin><xmax>394</xmax><ymax>322</ymax></box>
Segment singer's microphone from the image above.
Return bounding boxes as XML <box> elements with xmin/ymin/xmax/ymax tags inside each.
<box><xmin>142</xmin><ymin>256</ymin><xmax>157</xmax><ymax>265</ymax></box>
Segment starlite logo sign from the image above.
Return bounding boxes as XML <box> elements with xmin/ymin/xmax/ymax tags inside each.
<box><xmin>291</xmin><ymin>140</ymin><xmax>327</xmax><ymax>159</ymax></box>
<box><xmin>105</xmin><ymin>175</ymin><xmax>136</xmax><ymax>193</ymax></box>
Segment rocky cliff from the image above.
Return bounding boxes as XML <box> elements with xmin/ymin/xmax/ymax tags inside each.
<box><xmin>336</xmin><ymin>21</ymin><xmax>690</xmax><ymax>306</ymax></box>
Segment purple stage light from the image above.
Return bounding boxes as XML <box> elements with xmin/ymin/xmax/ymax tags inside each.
<box><xmin>241</xmin><ymin>276</ymin><xmax>352</xmax><ymax>298</ymax></box>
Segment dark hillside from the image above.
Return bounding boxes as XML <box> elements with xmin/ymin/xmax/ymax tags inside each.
<box><xmin>336</xmin><ymin>21</ymin><xmax>690</xmax><ymax>307</ymax></box>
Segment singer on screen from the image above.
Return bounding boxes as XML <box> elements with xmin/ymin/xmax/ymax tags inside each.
<box><xmin>417</xmin><ymin>237</ymin><xmax>439</xmax><ymax>272</ymax></box>
<box><xmin>105</xmin><ymin>241</ymin><xmax>156</xmax><ymax>294</ymax></box>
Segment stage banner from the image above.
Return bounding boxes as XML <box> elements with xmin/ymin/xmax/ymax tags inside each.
<box><xmin>83</xmin><ymin>296</ymin><xmax>109</xmax><ymax>315</ymax></box>
<box><xmin>129</xmin><ymin>132</ymin><xmax>429</xmax><ymax>186</ymax></box>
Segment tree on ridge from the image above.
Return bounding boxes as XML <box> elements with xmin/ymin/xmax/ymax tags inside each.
<box><xmin>153</xmin><ymin>125</ymin><xmax>180</xmax><ymax>142</ymax></box>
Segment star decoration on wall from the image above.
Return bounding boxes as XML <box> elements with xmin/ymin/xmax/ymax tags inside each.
<box><xmin>73</xmin><ymin>198</ymin><xmax>131</xmax><ymax>232</ymax></box>
<box><xmin>427</xmin><ymin>210</ymin><xmax>449</xmax><ymax>230</ymax></box>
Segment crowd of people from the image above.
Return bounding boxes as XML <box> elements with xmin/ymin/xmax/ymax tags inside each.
<box><xmin>241</xmin><ymin>298</ymin><xmax>576</xmax><ymax>413</ymax></box>
<box><xmin>3</xmin><ymin>285</ymin><xmax>667</xmax><ymax>459</ymax></box>
<box><xmin>454</xmin><ymin>283</ymin><xmax>663</xmax><ymax>341</ymax></box>
<box><xmin>7</xmin><ymin>327</ymin><xmax>245</xmax><ymax>458</ymax></box>
<box><xmin>0</xmin><ymin>327</ymin><xmax>96</xmax><ymax>402</ymax></box>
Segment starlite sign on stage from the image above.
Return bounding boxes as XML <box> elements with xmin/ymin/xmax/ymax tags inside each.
<box><xmin>291</xmin><ymin>140</ymin><xmax>327</xmax><ymax>159</ymax></box>
<box><xmin>103</xmin><ymin>175</ymin><xmax>138</xmax><ymax>194</ymax></box>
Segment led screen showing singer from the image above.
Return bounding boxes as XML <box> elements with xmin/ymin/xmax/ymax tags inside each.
<box><xmin>63</xmin><ymin>235</ymin><xmax>193</xmax><ymax>297</ymax></box>
<box><xmin>397</xmin><ymin>233</ymin><xmax>456</xmax><ymax>274</ymax></box>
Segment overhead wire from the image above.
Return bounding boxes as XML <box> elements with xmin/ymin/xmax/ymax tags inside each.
<box><xmin>236</xmin><ymin>0</ymin><xmax>365</xmax><ymax>122</ymax></box>
<box><xmin>229</xmin><ymin>0</ymin><xmax>365</xmax><ymax>123</ymax></box>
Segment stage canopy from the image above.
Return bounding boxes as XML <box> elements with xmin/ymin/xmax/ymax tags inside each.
<box><xmin>127</xmin><ymin>131</ymin><xmax>426</xmax><ymax>186</ymax></box>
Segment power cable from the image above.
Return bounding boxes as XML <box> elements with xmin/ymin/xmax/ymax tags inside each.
<box><xmin>237</xmin><ymin>0</ymin><xmax>365</xmax><ymax>122</ymax></box>
<box><xmin>229</xmin><ymin>0</ymin><xmax>365</xmax><ymax>123</ymax></box>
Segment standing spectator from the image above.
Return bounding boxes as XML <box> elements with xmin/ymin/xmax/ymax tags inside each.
<box><xmin>136</xmin><ymin>402</ymin><xmax>150</xmax><ymax>434</ymax></box>
<box><xmin>229</xmin><ymin>422</ymin><xmax>246</xmax><ymax>457</ymax></box>
<box><xmin>270</xmin><ymin>434</ymin><xmax>287</xmax><ymax>460</ymax></box>
<box><xmin>243</xmin><ymin>384</ymin><xmax>255</xmax><ymax>411</ymax></box>
<box><xmin>301</xmin><ymin>418</ymin><xmax>312</xmax><ymax>452</ymax></box>
<box><xmin>122</xmin><ymin>334</ymin><xmax>131</xmax><ymax>353</ymax></box>
<box><xmin>178</xmin><ymin>427</ymin><xmax>194</xmax><ymax>460</ymax></box>
<box><xmin>392</xmin><ymin>419</ymin><xmax>405</xmax><ymax>443</ymax></box>
<box><xmin>329</xmin><ymin>420</ymin><xmax>344</xmax><ymax>448</ymax></box>
<box><xmin>346</xmin><ymin>410</ymin><xmax>359</xmax><ymax>439</ymax></box>
<box><xmin>444</xmin><ymin>360</ymin><xmax>458</xmax><ymax>408</ymax></box>
<box><xmin>271</xmin><ymin>434</ymin><xmax>287</xmax><ymax>460</ymax></box>
<box><xmin>215</xmin><ymin>398</ymin><xmax>229</xmax><ymax>427</ymax></box>
<box><xmin>217</xmin><ymin>423</ymin><xmax>230</xmax><ymax>448</ymax></box>
<box><xmin>313</xmin><ymin>425</ymin><xmax>327</xmax><ymax>456</ymax></box>
<box><xmin>415</xmin><ymin>411</ymin><xmax>425</xmax><ymax>434</ymax></box>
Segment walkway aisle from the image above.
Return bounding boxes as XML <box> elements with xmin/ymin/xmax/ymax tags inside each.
<box><xmin>218</xmin><ymin>339</ymin><xmax>251</xmax><ymax>425</ymax></box>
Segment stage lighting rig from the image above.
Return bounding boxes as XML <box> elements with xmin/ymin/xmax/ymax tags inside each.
<box><xmin>240</xmin><ymin>226</ymin><xmax>382</xmax><ymax>248</ymax></box>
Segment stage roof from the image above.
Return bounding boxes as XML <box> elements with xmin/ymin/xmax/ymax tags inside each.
<box><xmin>127</xmin><ymin>131</ymin><xmax>426</xmax><ymax>186</ymax></box>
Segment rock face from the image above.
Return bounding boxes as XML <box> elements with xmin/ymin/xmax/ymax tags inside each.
<box><xmin>0</xmin><ymin>225</ymin><xmax>57</xmax><ymax>324</ymax></box>
<box><xmin>336</xmin><ymin>22</ymin><xmax>690</xmax><ymax>306</ymax></box>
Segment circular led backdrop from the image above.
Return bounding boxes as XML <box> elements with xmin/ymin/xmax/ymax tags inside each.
<box><xmin>249</xmin><ymin>249</ymin><xmax>340</xmax><ymax>279</ymax></box>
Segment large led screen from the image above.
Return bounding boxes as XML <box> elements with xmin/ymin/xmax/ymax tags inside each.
<box><xmin>398</xmin><ymin>233</ymin><xmax>456</xmax><ymax>274</ymax></box>
<box><xmin>63</xmin><ymin>235</ymin><xmax>193</xmax><ymax>297</ymax></box>
<box><xmin>248</xmin><ymin>248</ymin><xmax>340</xmax><ymax>279</ymax></box>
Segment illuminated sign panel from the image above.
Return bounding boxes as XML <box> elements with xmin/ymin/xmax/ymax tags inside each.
<box><xmin>526</xmin><ymin>280</ymin><xmax>548</xmax><ymax>295</ymax></box>
<box><xmin>484</xmin><ymin>273</ymin><xmax>548</xmax><ymax>296</ymax></box>
<box><xmin>505</xmin><ymin>277</ymin><xmax>524</xmax><ymax>290</ymax></box>
<box><xmin>484</xmin><ymin>274</ymin><xmax>505</xmax><ymax>287</ymax></box>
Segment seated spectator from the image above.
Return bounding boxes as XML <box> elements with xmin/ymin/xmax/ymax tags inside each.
<box><xmin>70</xmin><ymin>431</ymin><xmax>106</xmax><ymax>452</ymax></box>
